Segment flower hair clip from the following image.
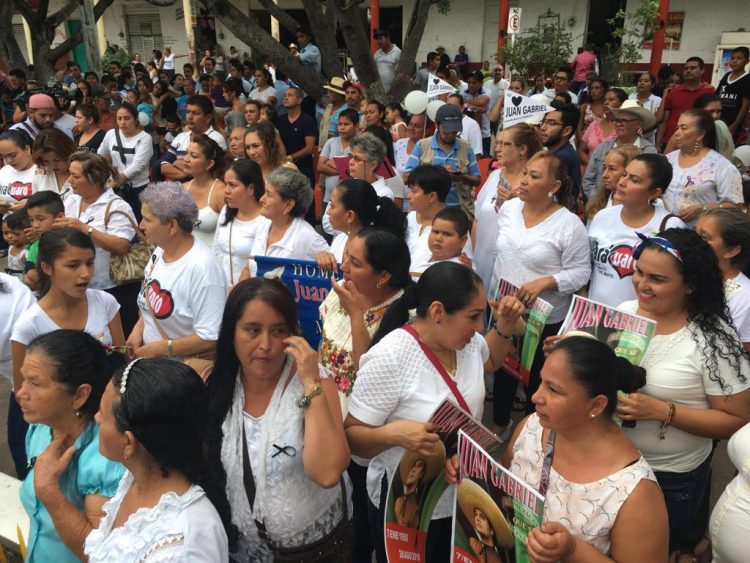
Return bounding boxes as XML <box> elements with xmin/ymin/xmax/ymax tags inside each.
<box><xmin>120</xmin><ymin>358</ymin><xmax>141</xmax><ymax>395</ymax></box>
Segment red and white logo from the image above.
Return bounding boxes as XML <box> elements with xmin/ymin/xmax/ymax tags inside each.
<box><xmin>146</xmin><ymin>280</ymin><xmax>174</xmax><ymax>319</ymax></box>
<box><xmin>608</xmin><ymin>244</ymin><xmax>636</xmax><ymax>279</ymax></box>
<box><xmin>3</xmin><ymin>181</ymin><xmax>33</xmax><ymax>201</ymax></box>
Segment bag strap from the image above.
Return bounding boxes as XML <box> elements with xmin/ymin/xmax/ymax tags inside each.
<box><xmin>401</xmin><ymin>323</ymin><xmax>471</xmax><ymax>413</ymax></box>
<box><xmin>104</xmin><ymin>197</ymin><xmax>147</xmax><ymax>241</ymax></box>
<box><xmin>658</xmin><ymin>213</ymin><xmax>677</xmax><ymax>233</ymax></box>
<box><xmin>114</xmin><ymin>127</ymin><xmax>128</xmax><ymax>165</ymax></box>
<box><xmin>143</xmin><ymin>256</ymin><xmax>170</xmax><ymax>340</ymax></box>
<box><xmin>538</xmin><ymin>429</ymin><xmax>556</xmax><ymax>497</ymax></box>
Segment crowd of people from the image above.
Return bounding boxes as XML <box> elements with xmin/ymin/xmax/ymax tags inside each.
<box><xmin>0</xmin><ymin>35</ymin><xmax>750</xmax><ymax>563</ymax></box>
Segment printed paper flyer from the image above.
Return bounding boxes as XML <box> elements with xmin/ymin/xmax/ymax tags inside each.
<box><xmin>452</xmin><ymin>430</ymin><xmax>544</xmax><ymax>563</ymax></box>
<box><xmin>496</xmin><ymin>278</ymin><xmax>553</xmax><ymax>385</ymax></box>
<box><xmin>385</xmin><ymin>400</ymin><xmax>502</xmax><ymax>563</ymax></box>
<box><xmin>557</xmin><ymin>295</ymin><xmax>656</xmax><ymax>365</ymax></box>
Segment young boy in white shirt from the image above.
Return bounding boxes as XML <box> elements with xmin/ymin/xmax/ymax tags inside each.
<box><xmin>411</xmin><ymin>207</ymin><xmax>471</xmax><ymax>278</ymax></box>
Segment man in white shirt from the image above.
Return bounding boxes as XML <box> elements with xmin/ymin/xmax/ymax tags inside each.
<box><xmin>10</xmin><ymin>93</ymin><xmax>70</xmax><ymax>139</ymax></box>
<box><xmin>543</xmin><ymin>66</ymin><xmax>579</xmax><ymax>105</ymax></box>
<box><xmin>160</xmin><ymin>95</ymin><xmax>227</xmax><ymax>181</ymax></box>
<box><xmin>373</xmin><ymin>29</ymin><xmax>401</xmax><ymax>92</ymax></box>
<box><xmin>447</xmin><ymin>93</ymin><xmax>483</xmax><ymax>156</ymax></box>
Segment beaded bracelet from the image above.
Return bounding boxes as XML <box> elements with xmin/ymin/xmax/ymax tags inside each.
<box><xmin>658</xmin><ymin>401</ymin><xmax>676</xmax><ymax>440</ymax></box>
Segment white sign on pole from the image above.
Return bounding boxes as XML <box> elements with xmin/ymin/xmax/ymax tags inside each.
<box><xmin>426</xmin><ymin>73</ymin><xmax>456</xmax><ymax>99</ymax></box>
<box><xmin>508</xmin><ymin>8</ymin><xmax>522</xmax><ymax>34</ymax></box>
<box><xmin>503</xmin><ymin>90</ymin><xmax>553</xmax><ymax>128</ymax></box>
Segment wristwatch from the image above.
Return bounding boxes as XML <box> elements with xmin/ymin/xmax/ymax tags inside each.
<box><xmin>296</xmin><ymin>385</ymin><xmax>323</xmax><ymax>408</ymax></box>
<box><xmin>286</xmin><ymin>156</ymin><xmax>294</xmax><ymax>164</ymax></box>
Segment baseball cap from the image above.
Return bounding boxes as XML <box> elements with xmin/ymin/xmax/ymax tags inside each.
<box><xmin>343</xmin><ymin>80</ymin><xmax>364</xmax><ymax>94</ymax></box>
<box><xmin>28</xmin><ymin>94</ymin><xmax>56</xmax><ymax>109</ymax></box>
<box><xmin>435</xmin><ymin>104</ymin><xmax>463</xmax><ymax>133</ymax></box>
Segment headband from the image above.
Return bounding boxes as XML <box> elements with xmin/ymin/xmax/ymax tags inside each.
<box><xmin>120</xmin><ymin>358</ymin><xmax>142</xmax><ymax>395</ymax></box>
<box><xmin>633</xmin><ymin>232</ymin><xmax>683</xmax><ymax>263</ymax></box>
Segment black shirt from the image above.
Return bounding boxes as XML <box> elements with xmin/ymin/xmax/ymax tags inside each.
<box><xmin>75</xmin><ymin>129</ymin><xmax>106</xmax><ymax>153</ymax></box>
<box><xmin>553</xmin><ymin>142</ymin><xmax>582</xmax><ymax>200</ymax></box>
<box><xmin>717</xmin><ymin>71</ymin><xmax>750</xmax><ymax>126</ymax></box>
<box><xmin>274</xmin><ymin>112</ymin><xmax>317</xmax><ymax>187</ymax></box>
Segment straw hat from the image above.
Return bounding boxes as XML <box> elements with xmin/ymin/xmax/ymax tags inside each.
<box><xmin>323</xmin><ymin>77</ymin><xmax>346</xmax><ymax>96</ymax></box>
<box><xmin>457</xmin><ymin>479</ymin><xmax>514</xmax><ymax>549</ymax></box>
<box><xmin>610</xmin><ymin>99</ymin><xmax>657</xmax><ymax>131</ymax></box>
<box><xmin>399</xmin><ymin>441</ymin><xmax>446</xmax><ymax>484</ymax></box>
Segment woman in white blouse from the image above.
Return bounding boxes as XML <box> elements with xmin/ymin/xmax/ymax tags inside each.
<box><xmin>616</xmin><ymin>228</ymin><xmax>750</xmax><ymax>557</ymax></box>
<box><xmin>249</xmin><ymin>68</ymin><xmax>278</xmax><ymax>107</ymax></box>
<box><xmin>212</xmin><ymin>159</ymin><xmax>270</xmax><ymax>287</ymax></box>
<box><xmin>31</xmin><ymin>128</ymin><xmax>76</xmax><ymax>203</ymax></box>
<box><xmin>240</xmin><ymin>167</ymin><xmax>329</xmax><ymax>278</ymax></box>
<box><xmin>182</xmin><ymin>133</ymin><xmax>226</xmax><ymax>248</ymax></box>
<box><xmin>97</xmin><ymin>102</ymin><xmax>154</xmax><ymax>221</ymax></box>
<box><xmin>87</xmin><ymin>358</ymin><xmax>230</xmax><ymax>562</ymax></box>
<box><xmin>663</xmin><ymin>109</ymin><xmax>743</xmax><ymax>227</ymax></box>
<box><xmin>205</xmin><ymin>278</ymin><xmax>350</xmax><ymax>560</ymax></box>
<box><xmin>491</xmin><ymin>152</ymin><xmax>591</xmax><ymax>433</ymax></box>
<box><xmin>345</xmin><ymin>262</ymin><xmax>524</xmax><ymax>562</ymax></box>
<box><xmin>62</xmin><ymin>152</ymin><xmax>139</xmax><ymax>335</ymax></box>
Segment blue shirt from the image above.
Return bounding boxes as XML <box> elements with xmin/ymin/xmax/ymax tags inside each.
<box><xmin>274</xmin><ymin>79</ymin><xmax>290</xmax><ymax>116</ymax></box>
<box><xmin>20</xmin><ymin>423</ymin><xmax>124</xmax><ymax>563</ymax></box>
<box><xmin>298</xmin><ymin>44</ymin><xmax>322</xmax><ymax>74</ymax></box>
<box><xmin>404</xmin><ymin>133</ymin><xmax>480</xmax><ymax>207</ymax></box>
<box><xmin>552</xmin><ymin>142</ymin><xmax>582</xmax><ymax>200</ymax></box>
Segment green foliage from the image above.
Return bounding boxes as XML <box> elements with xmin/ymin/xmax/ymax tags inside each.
<box><xmin>605</xmin><ymin>0</ymin><xmax>659</xmax><ymax>83</ymax></box>
<box><xmin>101</xmin><ymin>45</ymin><xmax>133</xmax><ymax>70</ymax></box>
<box><xmin>435</xmin><ymin>0</ymin><xmax>453</xmax><ymax>16</ymax></box>
<box><xmin>500</xmin><ymin>25</ymin><xmax>575</xmax><ymax>78</ymax></box>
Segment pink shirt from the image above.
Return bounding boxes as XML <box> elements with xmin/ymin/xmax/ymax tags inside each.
<box><xmin>573</xmin><ymin>51</ymin><xmax>597</xmax><ymax>82</ymax></box>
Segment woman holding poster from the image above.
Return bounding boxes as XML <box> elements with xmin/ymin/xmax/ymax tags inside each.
<box><xmin>616</xmin><ymin>228</ymin><xmax>750</xmax><ymax>557</ymax></box>
<box><xmin>491</xmin><ymin>153</ymin><xmax>590</xmax><ymax>434</ymax></box>
<box><xmin>495</xmin><ymin>336</ymin><xmax>669</xmax><ymax>562</ymax></box>
<box><xmin>344</xmin><ymin>262</ymin><xmax>524</xmax><ymax>563</ymax></box>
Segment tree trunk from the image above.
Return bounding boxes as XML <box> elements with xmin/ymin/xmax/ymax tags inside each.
<box><xmin>300</xmin><ymin>0</ymin><xmax>340</xmax><ymax>79</ymax></box>
<box><xmin>0</xmin><ymin>1</ymin><xmax>30</xmax><ymax>74</ymax></box>
<box><xmin>201</xmin><ymin>0</ymin><xmax>326</xmax><ymax>101</ymax></box>
<box><xmin>389</xmin><ymin>0</ymin><xmax>432</xmax><ymax>100</ymax></box>
<box><xmin>331</xmin><ymin>0</ymin><xmax>383</xmax><ymax>94</ymax></box>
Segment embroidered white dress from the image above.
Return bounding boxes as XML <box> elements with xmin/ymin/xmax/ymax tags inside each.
<box><xmin>221</xmin><ymin>358</ymin><xmax>348</xmax><ymax>560</ymax></box>
<box><xmin>84</xmin><ymin>472</ymin><xmax>228</xmax><ymax>562</ymax></box>
<box><xmin>510</xmin><ymin>414</ymin><xmax>656</xmax><ymax>555</ymax></box>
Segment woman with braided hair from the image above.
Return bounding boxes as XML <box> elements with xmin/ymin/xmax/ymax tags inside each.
<box><xmin>85</xmin><ymin>357</ymin><xmax>231</xmax><ymax>561</ymax></box>
<box><xmin>616</xmin><ymin>227</ymin><xmax>750</xmax><ymax>557</ymax></box>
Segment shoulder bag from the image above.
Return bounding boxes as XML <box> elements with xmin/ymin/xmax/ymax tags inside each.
<box><xmin>104</xmin><ymin>199</ymin><xmax>154</xmax><ymax>285</ymax></box>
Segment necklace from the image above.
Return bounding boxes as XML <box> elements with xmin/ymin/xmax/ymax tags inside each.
<box><xmin>437</xmin><ymin>350</ymin><xmax>457</xmax><ymax>377</ymax></box>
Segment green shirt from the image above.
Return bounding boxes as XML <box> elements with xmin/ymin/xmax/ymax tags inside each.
<box><xmin>25</xmin><ymin>240</ymin><xmax>39</xmax><ymax>269</ymax></box>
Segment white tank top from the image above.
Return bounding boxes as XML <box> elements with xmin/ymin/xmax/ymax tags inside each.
<box><xmin>188</xmin><ymin>178</ymin><xmax>220</xmax><ymax>247</ymax></box>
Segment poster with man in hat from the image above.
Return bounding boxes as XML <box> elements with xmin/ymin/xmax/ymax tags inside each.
<box><xmin>453</xmin><ymin>431</ymin><xmax>544</xmax><ymax>563</ymax></box>
<box><xmin>384</xmin><ymin>400</ymin><xmax>503</xmax><ymax>563</ymax></box>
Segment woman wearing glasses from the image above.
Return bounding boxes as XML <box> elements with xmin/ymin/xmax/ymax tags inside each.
<box><xmin>616</xmin><ymin>228</ymin><xmax>750</xmax><ymax>559</ymax></box>
<box><xmin>663</xmin><ymin>109</ymin><xmax>743</xmax><ymax>228</ymax></box>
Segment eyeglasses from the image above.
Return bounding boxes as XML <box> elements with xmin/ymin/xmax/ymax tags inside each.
<box><xmin>540</xmin><ymin>119</ymin><xmax>563</xmax><ymax>127</ymax></box>
<box><xmin>349</xmin><ymin>154</ymin><xmax>367</xmax><ymax>164</ymax></box>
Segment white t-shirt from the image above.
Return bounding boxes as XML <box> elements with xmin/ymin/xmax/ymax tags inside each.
<box><xmin>373</xmin><ymin>45</ymin><xmax>401</xmax><ymax>90</ymax></box>
<box><xmin>85</xmin><ymin>472</ymin><xmax>228</xmax><ymax>563</ymax></box>
<box><xmin>587</xmin><ymin>204</ymin><xmax>686</xmax><ymax>307</ymax></box>
<box><xmin>11</xmin><ymin>289</ymin><xmax>119</xmax><ymax>348</ymax></box>
<box><xmin>619</xmin><ymin>300</ymin><xmax>750</xmax><ymax>472</ymax></box>
<box><xmin>54</xmin><ymin>113</ymin><xmax>77</xmax><ymax>139</ymax></box>
<box><xmin>162</xmin><ymin>53</ymin><xmax>176</xmax><ymax>71</ymax></box>
<box><xmin>64</xmin><ymin>190</ymin><xmax>137</xmax><ymax>290</ymax></box>
<box><xmin>249</xmin><ymin>86</ymin><xmax>279</xmax><ymax>104</ymax></box>
<box><xmin>493</xmin><ymin>198</ymin><xmax>591</xmax><ymax>323</ymax></box>
<box><xmin>410</xmin><ymin>255</ymin><xmax>464</xmax><ymax>279</ymax></box>
<box><xmin>348</xmin><ymin>328</ymin><xmax>489</xmax><ymax>518</ymax></box>
<box><xmin>663</xmin><ymin>150</ymin><xmax>744</xmax><ymax>226</ymax></box>
<box><xmin>330</xmin><ymin>232</ymin><xmax>348</xmax><ymax>263</ymax></box>
<box><xmin>370</xmin><ymin>177</ymin><xmax>394</xmax><ymax>200</ymax></box>
<box><xmin>725</xmin><ymin>272</ymin><xmax>750</xmax><ymax>344</ymax></box>
<box><xmin>0</xmin><ymin>164</ymin><xmax>36</xmax><ymax>205</ymax></box>
<box><xmin>97</xmin><ymin>129</ymin><xmax>154</xmax><ymax>187</ymax></box>
<box><xmin>0</xmin><ymin>274</ymin><xmax>36</xmax><ymax>385</ymax></box>
<box><xmin>460</xmin><ymin>115</ymin><xmax>483</xmax><ymax>156</ymax></box>
<box><xmin>212</xmin><ymin>207</ymin><xmax>271</xmax><ymax>286</ymax></box>
<box><xmin>164</xmin><ymin>127</ymin><xmax>228</xmax><ymax>164</ymax></box>
<box><xmin>248</xmin><ymin>217</ymin><xmax>330</xmax><ymax>276</ymax></box>
<box><xmin>319</xmin><ymin>137</ymin><xmax>351</xmax><ymax>202</ymax></box>
<box><xmin>138</xmin><ymin>240</ymin><xmax>227</xmax><ymax>344</ymax></box>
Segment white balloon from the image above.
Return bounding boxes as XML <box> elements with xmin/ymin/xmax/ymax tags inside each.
<box><xmin>138</xmin><ymin>112</ymin><xmax>151</xmax><ymax>127</ymax></box>
<box><xmin>403</xmin><ymin>90</ymin><xmax>429</xmax><ymax>115</ymax></box>
<box><xmin>426</xmin><ymin>100</ymin><xmax>445</xmax><ymax>122</ymax></box>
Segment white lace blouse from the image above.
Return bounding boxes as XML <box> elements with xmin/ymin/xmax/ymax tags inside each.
<box><xmin>510</xmin><ymin>414</ymin><xmax>655</xmax><ymax>555</ymax></box>
<box><xmin>84</xmin><ymin>472</ymin><xmax>228</xmax><ymax>562</ymax></box>
<box><xmin>221</xmin><ymin>359</ymin><xmax>348</xmax><ymax>560</ymax></box>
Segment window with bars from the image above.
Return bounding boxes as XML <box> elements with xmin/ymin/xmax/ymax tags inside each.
<box><xmin>13</xmin><ymin>23</ymin><xmax>30</xmax><ymax>63</ymax></box>
<box><xmin>126</xmin><ymin>13</ymin><xmax>164</xmax><ymax>56</ymax></box>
